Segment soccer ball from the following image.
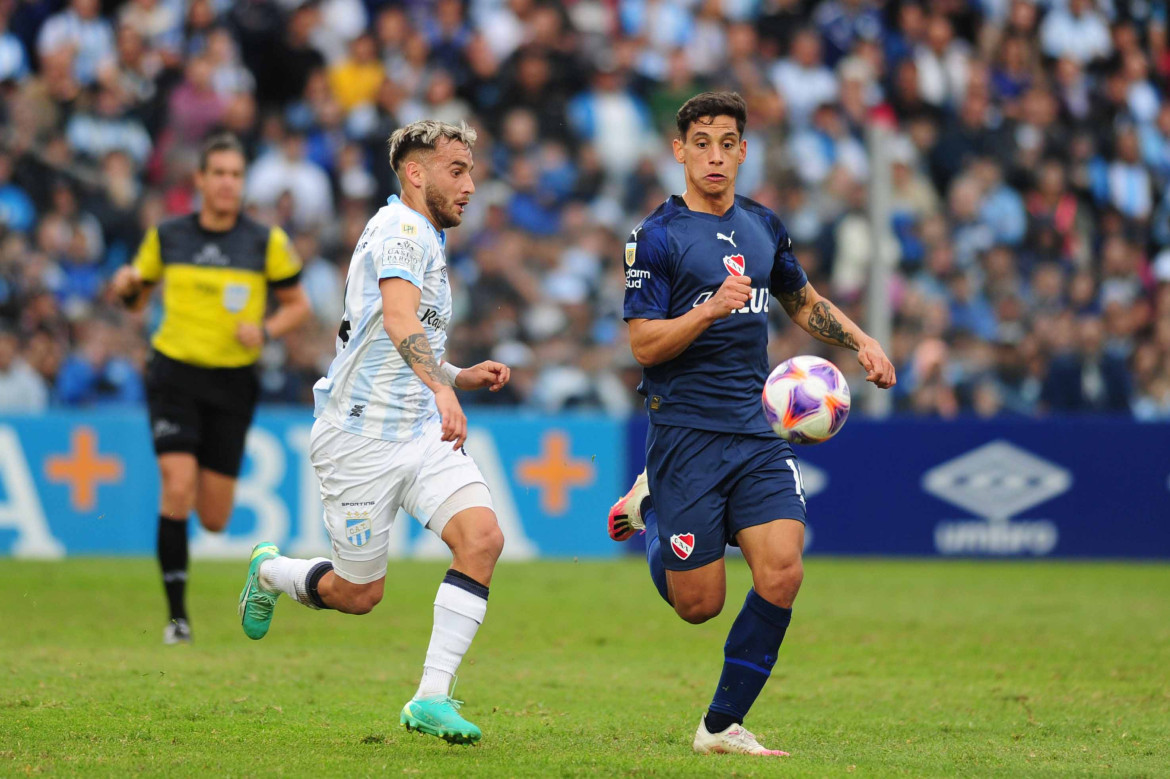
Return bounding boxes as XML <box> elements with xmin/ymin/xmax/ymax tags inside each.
<box><xmin>762</xmin><ymin>356</ymin><xmax>851</xmax><ymax>444</ymax></box>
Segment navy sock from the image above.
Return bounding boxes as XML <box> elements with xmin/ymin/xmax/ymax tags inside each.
<box><xmin>157</xmin><ymin>515</ymin><xmax>189</xmax><ymax>622</ymax></box>
<box><xmin>707</xmin><ymin>589</ymin><xmax>792</xmax><ymax>727</ymax></box>
<box><xmin>641</xmin><ymin>500</ymin><xmax>670</xmax><ymax>604</ymax></box>
<box><xmin>306</xmin><ymin>560</ymin><xmax>334</xmax><ymax>610</ymax></box>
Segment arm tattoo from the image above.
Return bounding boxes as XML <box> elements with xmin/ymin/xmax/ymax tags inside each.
<box><xmin>807</xmin><ymin>301</ymin><xmax>859</xmax><ymax>350</ymax></box>
<box><xmin>396</xmin><ymin>333</ymin><xmax>454</xmax><ymax>387</ymax></box>
<box><xmin>778</xmin><ymin>284</ymin><xmax>808</xmax><ymax>318</ymax></box>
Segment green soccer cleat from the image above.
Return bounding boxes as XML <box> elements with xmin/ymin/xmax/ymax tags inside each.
<box><xmin>238</xmin><ymin>542</ymin><xmax>280</xmax><ymax>640</ymax></box>
<box><xmin>400</xmin><ymin>693</ymin><xmax>482</xmax><ymax>745</ymax></box>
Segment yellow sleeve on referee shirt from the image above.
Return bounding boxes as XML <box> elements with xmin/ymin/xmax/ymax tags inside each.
<box><xmin>132</xmin><ymin>227</ymin><xmax>163</xmax><ymax>282</ymax></box>
<box><xmin>265</xmin><ymin>227</ymin><xmax>303</xmax><ymax>285</ymax></box>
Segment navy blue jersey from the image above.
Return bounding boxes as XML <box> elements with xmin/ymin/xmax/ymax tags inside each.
<box><xmin>623</xmin><ymin>195</ymin><xmax>808</xmax><ymax>434</ymax></box>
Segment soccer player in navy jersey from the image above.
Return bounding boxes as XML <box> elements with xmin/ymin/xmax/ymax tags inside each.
<box><xmin>609</xmin><ymin>92</ymin><xmax>896</xmax><ymax>756</ymax></box>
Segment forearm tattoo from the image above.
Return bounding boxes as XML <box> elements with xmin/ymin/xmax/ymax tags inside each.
<box><xmin>397</xmin><ymin>333</ymin><xmax>454</xmax><ymax>386</ymax></box>
<box><xmin>778</xmin><ymin>285</ymin><xmax>808</xmax><ymax>318</ymax></box>
<box><xmin>807</xmin><ymin>301</ymin><xmax>859</xmax><ymax>350</ymax></box>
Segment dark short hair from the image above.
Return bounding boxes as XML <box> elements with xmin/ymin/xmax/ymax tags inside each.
<box><xmin>198</xmin><ymin>133</ymin><xmax>246</xmax><ymax>171</ymax></box>
<box><xmin>676</xmin><ymin>91</ymin><xmax>747</xmax><ymax>140</ymax></box>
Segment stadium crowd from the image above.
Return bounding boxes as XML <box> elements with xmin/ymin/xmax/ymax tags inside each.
<box><xmin>1</xmin><ymin>0</ymin><xmax>1169</xmax><ymax>419</ymax></box>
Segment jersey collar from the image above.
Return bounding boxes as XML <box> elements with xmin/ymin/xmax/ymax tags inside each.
<box><xmin>670</xmin><ymin>194</ymin><xmax>738</xmax><ymax>223</ymax></box>
<box><xmin>387</xmin><ymin>195</ymin><xmax>446</xmax><ymax>246</ymax></box>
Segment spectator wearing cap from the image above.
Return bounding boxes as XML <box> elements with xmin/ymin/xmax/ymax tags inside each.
<box><xmin>36</xmin><ymin>0</ymin><xmax>115</xmax><ymax>87</ymax></box>
<box><xmin>0</xmin><ymin>326</ymin><xmax>49</xmax><ymax>412</ymax></box>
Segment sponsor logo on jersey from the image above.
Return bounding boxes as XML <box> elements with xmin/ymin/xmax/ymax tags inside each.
<box><xmin>349</xmin><ymin>404</ymin><xmax>365</xmax><ymax>418</ymax></box>
<box><xmin>670</xmin><ymin>533</ymin><xmax>694</xmax><ymax>560</ymax></box>
<box><xmin>420</xmin><ymin>307</ymin><xmax>450</xmax><ymax>330</ymax></box>
<box><xmin>625</xmin><ymin>243</ymin><xmax>636</xmax><ymax>267</ymax></box>
<box><xmin>625</xmin><ymin>267</ymin><xmax>651</xmax><ymax>289</ymax></box>
<box><xmin>717</xmin><ymin>230</ymin><xmax>736</xmax><ymax>247</ymax></box>
<box><xmin>723</xmin><ymin>254</ymin><xmax>745</xmax><ymax>276</ymax></box>
<box><xmin>691</xmin><ymin>287</ymin><xmax>771</xmax><ymax>313</ymax></box>
<box><xmin>193</xmin><ymin>243</ymin><xmax>230</xmax><ymax>266</ymax></box>
<box><xmin>924</xmin><ymin>440</ymin><xmax>1069</xmax><ymax>556</ymax></box>
<box><xmin>402</xmin><ymin>223</ymin><xmax>417</xmax><ymax>236</ymax></box>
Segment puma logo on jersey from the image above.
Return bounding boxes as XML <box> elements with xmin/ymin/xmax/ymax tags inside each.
<box><xmin>717</xmin><ymin>231</ymin><xmax>736</xmax><ymax>247</ymax></box>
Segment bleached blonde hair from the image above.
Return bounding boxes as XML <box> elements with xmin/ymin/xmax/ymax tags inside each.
<box><xmin>387</xmin><ymin>120</ymin><xmax>478</xmax><ymax>175</ymax></box>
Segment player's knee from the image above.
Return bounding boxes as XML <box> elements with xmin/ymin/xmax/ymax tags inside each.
<box><xmin>476</xmin><ymin>523</ymin><xmax>505</xmax><ymax>562</ymax></box>
<box><xmin>196</xmin><ymin>510</ymin><xmax>230</xmax><ymax>533</ymax></box>
<box><xmin>346</xmin><ymin>588</ymin><xmax>383</xmax><ymax>615</ymax></box>
<box><xmin>160</xmin><ymin>480</ymin><xmax>196</xmax><ymax>518</ymax></box>
<box><xmin>753</xmin><ymin>560</ymin><xmax>803</xmax><ymax>606</ymax></box>
<box><xmin>674</xmin><ymin>595</ymin><xmax>723</xmax><ymax>624</ymax></box>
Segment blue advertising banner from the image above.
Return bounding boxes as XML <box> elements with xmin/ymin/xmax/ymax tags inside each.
<box><xmin>0</xmin><ymin>410</ymin><xmax>625</xmax><ymax>560</ymax></box>
<box><xmin>627</xmin><ymin>415</ymin><xmax>1170</xmax><ymax>558</ymax></box>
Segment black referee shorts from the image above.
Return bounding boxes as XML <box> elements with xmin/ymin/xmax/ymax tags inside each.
<box><xmin>144</xmin><ymin>350</ymin><xmax>260</xmax><ymax>478</ymax></box>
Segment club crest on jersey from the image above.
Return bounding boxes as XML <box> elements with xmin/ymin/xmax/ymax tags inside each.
<box><xmin>670</xmin><ymin>533</ymin><xmax>695</xmax><ymax>560</ymax></box>
<box><xmin>625</xmin><ymin>243</ymin><xmax>636</xmax><ymax>267</ymax></box>
<box><xmin>723</xmin><ymin>254</ymin><xmax>745</xmax><ymax>277</ymax></box>
<box><xmin>345</xmin><ymin>510</ymin><xmax>372</xmax><ymax>547</ymax></box>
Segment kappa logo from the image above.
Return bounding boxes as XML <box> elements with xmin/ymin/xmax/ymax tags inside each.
<box><xmin>670</xmin><ymin>533</ymin><xmax>695</xmax><ymax>560</ymax></box>
<box><xmin>723</xmin><ymin>254</ymin><xmax>745</xmax><ymax>276</ymax></box>
<box><xmin>717</xmin><ymin>230</ymin><xmax>736</xmax><ymax>248</ymax></box>
<box><xmin>923</xmin><ymin>440</ymin><xmax>1070</xmax><ymax>555</ymax></box>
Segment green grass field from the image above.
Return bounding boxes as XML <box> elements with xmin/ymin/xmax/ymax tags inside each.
<box><xmin>2</xmin><ymin>558</ymin><xmax>1168</xmax><ymax>777</ymax></box>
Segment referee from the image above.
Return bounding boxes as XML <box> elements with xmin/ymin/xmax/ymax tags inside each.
<box><xmin>112</xmin><ymin>133</ymin><xmax>311</xmax><ymax>644</ymax></box>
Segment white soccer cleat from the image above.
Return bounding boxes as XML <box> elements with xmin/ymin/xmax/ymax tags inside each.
<box><xmin>693</xmin><ymin>716</ymin><xmax>790</xmax><ymax>756</ymax></box>
<box><xmin>163</xmin><ymin>619</ymin><xmax>192</xmax><ymax>645</ymax></box>
<box><xmin>607</xmin><ymin>469</ymin><xmax>649</xmax><ymax>542</ymax></box>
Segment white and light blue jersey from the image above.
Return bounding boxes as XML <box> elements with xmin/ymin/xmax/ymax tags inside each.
<box><xmin>313</xmin><ymin>196</ymin><xmax>453</xmax><ymax>441</ymax></box>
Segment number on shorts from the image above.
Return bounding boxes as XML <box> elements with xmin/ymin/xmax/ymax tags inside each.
<box><xmin>787</xmin><ymin>459</ymin><xmax>806</xmax><ymax>506</ymax></box>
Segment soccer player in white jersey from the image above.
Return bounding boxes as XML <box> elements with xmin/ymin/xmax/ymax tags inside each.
<box><xmin>237</xmin><ymin>120</ymin><xmax>511</xmax><ymax>745</ymax></box>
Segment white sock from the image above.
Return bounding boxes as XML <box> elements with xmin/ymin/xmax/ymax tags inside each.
<box><xmin>259</xmin><ymin>556</ymin><xmax>330</xmax><ymax>607</ymax></box>
<box><xmin>414</xmin><ymin>580</ymin><xmax>488</xmax><ymax>699</ymax></box>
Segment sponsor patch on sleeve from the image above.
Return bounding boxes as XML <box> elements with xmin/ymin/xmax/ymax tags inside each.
<box><xmin>401</xmin><ymin>222</ymin><xmax>417</xmax><ymax>236</ymax></box>
<box><xmin>625</xmin><ymin>243</ymin><xmax>636</xmax><ymax>267</ymax></box>
<box><xmin>380</xmin><ymin>238</ymin><xmax>425</xmax><ymax>281</ymax></box>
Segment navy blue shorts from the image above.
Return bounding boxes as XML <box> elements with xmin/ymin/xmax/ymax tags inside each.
<box><xmin>645</xmin><ymin>423</ymin><xmax>807</xmax><ymax>571</ymax></box>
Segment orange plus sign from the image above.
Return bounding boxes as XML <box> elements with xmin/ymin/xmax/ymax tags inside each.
<box><xmin>45</xmin><ymin>427</ymin><xmax>124</xmax><ymax>512</ymax></box>
<box><xmin>517</xmin><ymin>431</ymin><xmax>595</xmax><ymax>515</ymax></box>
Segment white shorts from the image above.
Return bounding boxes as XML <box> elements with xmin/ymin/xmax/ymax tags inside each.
<box><xmin>309</xmin><ymin>417</ymin><xmax>493</xmax><ymax>584</ymax></box>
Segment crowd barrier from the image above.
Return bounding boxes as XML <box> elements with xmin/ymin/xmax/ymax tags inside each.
<box><xmin>1</xmin><ymin>411</ymin><xmax>1166</xmax><ymax>559</ymax></box>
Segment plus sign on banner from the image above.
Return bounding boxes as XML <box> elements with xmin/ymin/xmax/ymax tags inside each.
<box><xmin>517</xmin><ymin>431</ymin><xmax>596</xmax><ymax>515</ymax></box>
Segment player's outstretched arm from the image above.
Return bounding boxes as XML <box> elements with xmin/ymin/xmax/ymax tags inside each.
<box><xmin>629</xmin><ymin>275</ymin><xmax>753</xmax><ymax>366</ymax></box>
<box><xmin>777</xmin><ymin>281</ymin><xmax>897</xmax><ymax>389</ymax></box>
<box><xmin>380</xmin><ymin>277</ymin><xmax>467</xmax><ymax>449</ymax></box>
